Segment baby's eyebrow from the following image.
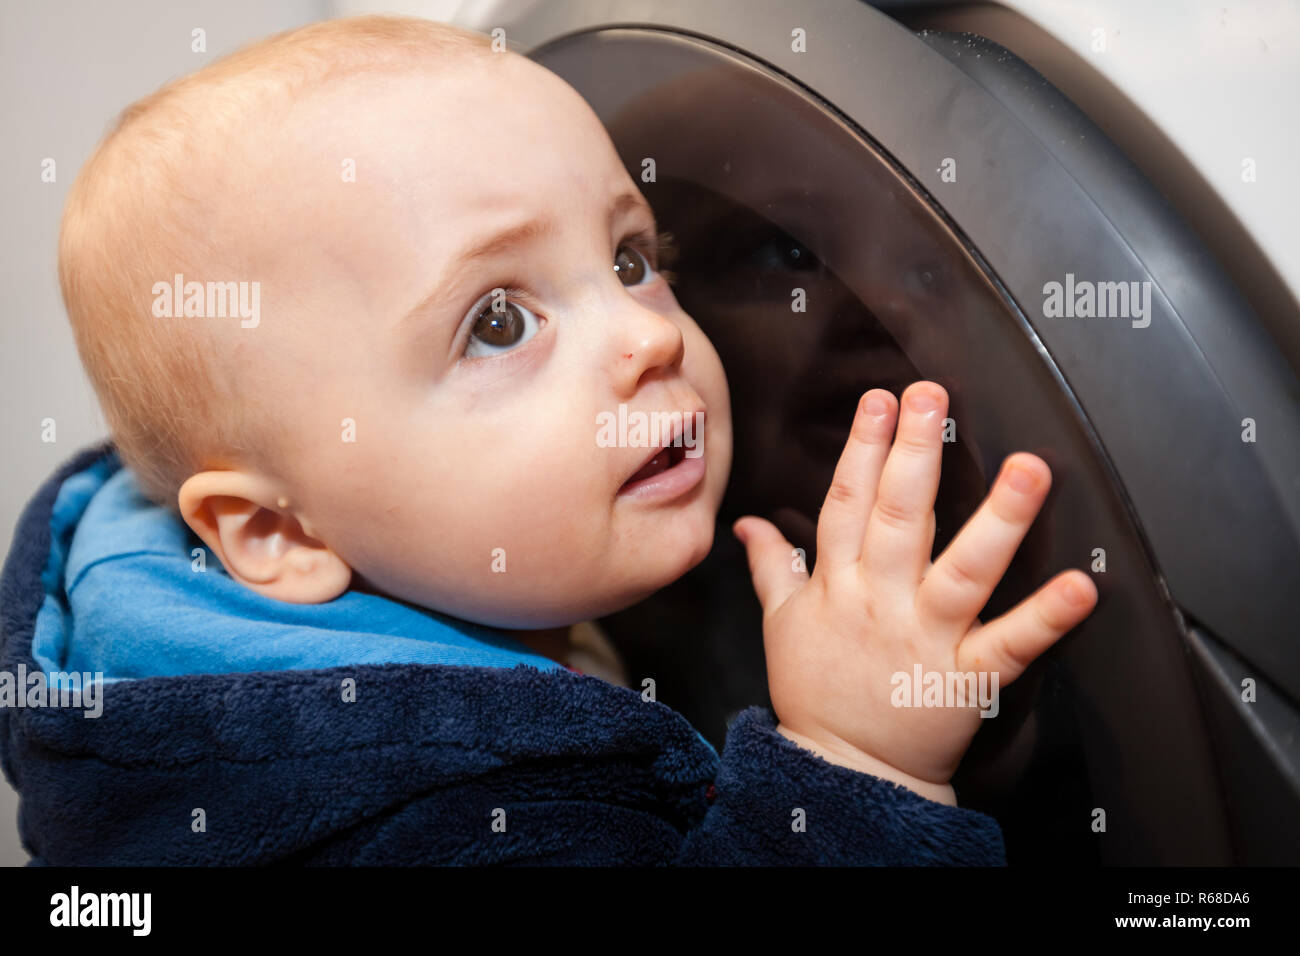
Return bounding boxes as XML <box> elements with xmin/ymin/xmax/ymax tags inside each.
<box><xmin>451</xmin><ymin>217</ymin><xmax>559</xmax><ymax>272</ymax></box>
<box><xmin>398</xmin><ymin>189</ymin><xmax>657</xmax><ymax>337</ymax></box>
<box><xmin>448</xmin><ymin>190</ymin><xmax>653</xmax><ymax>277</ymax></box>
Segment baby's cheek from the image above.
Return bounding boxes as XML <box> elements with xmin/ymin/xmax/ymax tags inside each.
<box><xmin>470</xmin><ymin>494</ymin><xmax>601</xmax><ymax>579</ymax></box>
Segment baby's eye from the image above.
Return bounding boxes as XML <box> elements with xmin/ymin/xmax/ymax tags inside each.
<box><xmin>464</xmin><ymin>290</ymin><xmax>542</xmax><ymax>358</ymax></box>
<box><xmin>746</xmin><ymin>232</ymin><xmax>819</xmax><ymax>272</ymax></box>
<box><xmin>614</xmin><ymin>242</ymin><xmax>654</xmax><ymax>287</ymax></box>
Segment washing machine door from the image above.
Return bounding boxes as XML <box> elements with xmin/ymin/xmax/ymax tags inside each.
<box><xmin>510</xmin><ymin>0</ymin><xmax>1300</xmax><ymax>865</ymax></box>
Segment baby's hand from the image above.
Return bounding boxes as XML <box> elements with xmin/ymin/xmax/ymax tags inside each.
<box><xmin>733</xmin><ymin>382</ymin><xmax>1098</xmax><ymax>805</ymax></box>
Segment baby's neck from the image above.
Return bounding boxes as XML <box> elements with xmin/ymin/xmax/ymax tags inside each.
<box><xmin>506</xmin><ymin>625</ymin><xmax>573</xmax><ymax>667</ymax></box>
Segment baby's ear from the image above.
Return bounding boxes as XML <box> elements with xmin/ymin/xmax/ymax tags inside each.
<box><xmin>177</xmin><ymin>471</ymin><xmax>351</xmax><ymax>604</ymax></box>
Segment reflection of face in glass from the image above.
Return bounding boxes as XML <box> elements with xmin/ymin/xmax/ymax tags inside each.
<box><xmin>647</xmin><ymin>179</ymin><xmax>985</xmax><ymax>565</ymax></box>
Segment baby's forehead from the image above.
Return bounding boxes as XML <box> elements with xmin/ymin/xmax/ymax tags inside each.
<box><xmin>273</xmin><ymin>58</ymin><xmax>629</xmax><ymax>217</ymax></box>
<box><xmin>288</xmin><ymin>54</ymin><xmax>596</xmax><ymax>147</ymax></box>
<box><xmin>223</xmin><ymin>54</ymin><xmax>639</xmax><ymax>318</ymax></box>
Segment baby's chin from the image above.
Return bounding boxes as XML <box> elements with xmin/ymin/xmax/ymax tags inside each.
<box><xmin>343</xmin><ymin>475</ymin><xmax>724</xmax><ymax>630</ymax></box>
<box><xmin>473</xmin><ymin>549</ymin><xmax>716</xmax><ymax>631</ymax></box>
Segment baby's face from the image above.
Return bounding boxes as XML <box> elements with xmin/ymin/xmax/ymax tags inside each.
<box><xmin>229</xmin><ymin>53</ymin><xmax>732</xmax><ymax>627</ymax></box>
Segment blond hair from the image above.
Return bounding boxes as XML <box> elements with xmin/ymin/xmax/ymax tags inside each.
<box><xmin>58</xmin><ymin>15</ymin><xmax>493</xmax><ymax>509</ymax></box>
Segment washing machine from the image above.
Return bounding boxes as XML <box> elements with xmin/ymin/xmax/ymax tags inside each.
<box><xmin>433</xmin><ymin>0</ymin><xmax>1300</xmax><ymax>865</ymax></box>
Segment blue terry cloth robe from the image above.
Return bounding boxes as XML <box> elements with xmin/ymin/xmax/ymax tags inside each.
<box><xmin>0</xmin><ymin>444</ymin><xmax>1007</xmax><ymax>865</ymax></box>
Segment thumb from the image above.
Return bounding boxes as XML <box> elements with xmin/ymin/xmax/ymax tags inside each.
<box><xmin>733</xmin><ymin>516</ymin><xmax>807</xmax><ymax>615</ymax></box>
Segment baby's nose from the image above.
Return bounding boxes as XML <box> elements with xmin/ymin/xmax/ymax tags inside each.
<box><xmin>610</xmin><ymin>304</ymin><xmax>685</xmax><ymax>396</ymax></box>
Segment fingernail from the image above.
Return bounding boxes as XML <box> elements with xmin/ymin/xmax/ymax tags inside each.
<box><xmin>1005</xmin><ymin>462</ymin><xmax>1039</xmax><ymax>494</ymax></box>
<box><xmin>863</xmin><ymin>392</ymin><xmax>889</xmax><ymax>416</ymax></box>
<box><xmin>906</xmin><ymin>388</ymin><xmax>941</xmax><ymax>412</ymax></box>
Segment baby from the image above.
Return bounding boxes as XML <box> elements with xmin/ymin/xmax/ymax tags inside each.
<box><xmin>34</xmin><ymin>15</ymin><xmax>1098</xmax><ymax>862</ymax></box>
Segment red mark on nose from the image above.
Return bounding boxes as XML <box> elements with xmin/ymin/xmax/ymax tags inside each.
<box><xmin>624</xmin><ymin>353</ymin><xmax>634</xmax><ymax>360</ymax></box>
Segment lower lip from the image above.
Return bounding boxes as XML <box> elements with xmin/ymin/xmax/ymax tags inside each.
<box><xmin>617</xmin><ymin>450</ymin><xmax>707</xmax><ymax>502</ymax></box>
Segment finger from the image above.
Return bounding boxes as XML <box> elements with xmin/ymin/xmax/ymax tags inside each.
<box><xmin>815</xmin><ymin>389</ymin><xmax>897</xmax><ymax>568</ymax></box>
<box><xmin>733</xmin><ymin>516</ymin><xmax>807</xmax><ymax>616</ymax></box>
<box><xmin>956</xmin><ymin>570</ymin><xmax>1098</xmax><ymax>684</ymax></box>
<box><xmin>862</xmin><ymin>381</ymin><xmax>947</xmax><ymax>587</ymax></box>
<box><xmin>917</xmin><ymin>453</ymin><xmax>1051</xmax><ymax>629</ymax></box>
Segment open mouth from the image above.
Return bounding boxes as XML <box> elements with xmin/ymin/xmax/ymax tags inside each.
<box><xmin>616</xmin><ymin>410</ymin><xmax>707</xmax><ymax>498</ymax></box>
<box><xmin>621</xmin><ymin>442</ymin><xmax>689</xmax><ymax>489</ymax></box>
